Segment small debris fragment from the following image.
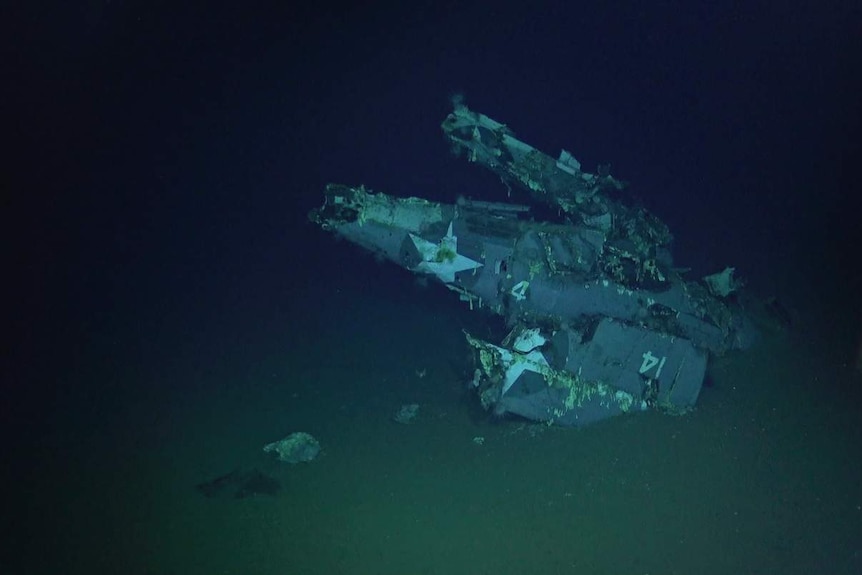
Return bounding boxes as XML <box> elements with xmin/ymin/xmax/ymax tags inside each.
<box><xmin>393</xmin><ymin>403</ymin><xmax>420</xmax><ymax>424</ymax></box>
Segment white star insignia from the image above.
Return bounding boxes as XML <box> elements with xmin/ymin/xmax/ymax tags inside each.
<box><xmin>410</xmin><ymin>222</ymin><xmax>482</xmax><ymax>284</ymax></box>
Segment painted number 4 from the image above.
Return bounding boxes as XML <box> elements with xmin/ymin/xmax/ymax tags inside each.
<box><xmin>640</xmin><ymin>351</ymin><xmax>667</xmax><ymax>378</ymax></box>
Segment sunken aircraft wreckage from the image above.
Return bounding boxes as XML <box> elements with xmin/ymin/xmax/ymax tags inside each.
<box><xmin>310</xmin><ymin>102</ymin><xmax>760</xmax><ymax>427</ymax></box>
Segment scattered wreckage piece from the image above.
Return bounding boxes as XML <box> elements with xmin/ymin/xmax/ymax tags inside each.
<box><xmin>467</xmin><ymin>320</ymin><xmax>707</xmax><ymax>426</ymax></box>
<box><xmin>309</xmin><ymin>103</ymin><xmax>758</xmax><ymax>426</ymax></box>
<box><xmin>441</xmin><ymin>102</ymin><xmax>672</xmax><ymax>270</ymax></box>
<box><xmin>311</xmin><ymin>184</ymin><xmax>755</xmax><ymax>355</ymax></box>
